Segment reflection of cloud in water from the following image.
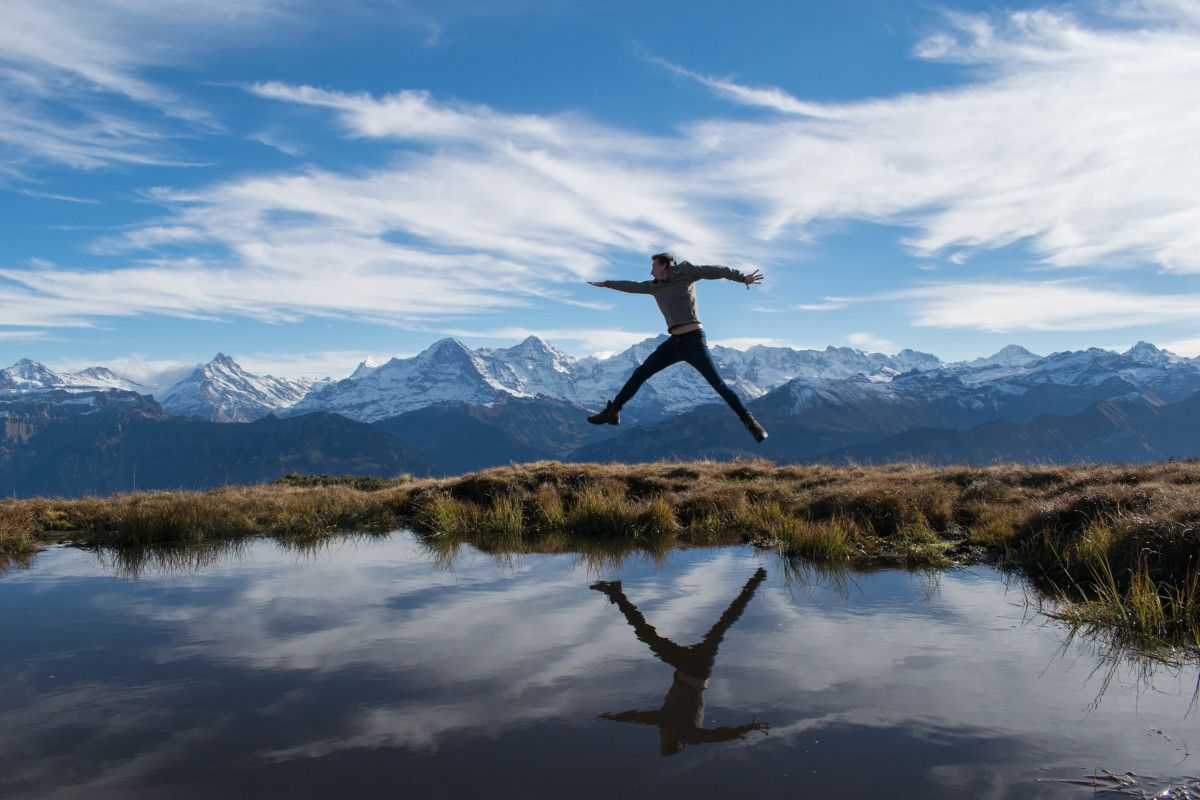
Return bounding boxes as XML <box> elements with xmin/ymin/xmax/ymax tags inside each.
<box><xmin>726</xmin><ymin>567</ymin><xmax>1198</xmax><ymax>771</ymax></box>
<box><xmin>2</xmin><ymin>535</ymin><xmax>1197</xmax><ymax>795</ymax></box>
<box><xmin>0</xmin><ymin>676</ymin><xmax>236</xmax><ymax>796</ymax></box>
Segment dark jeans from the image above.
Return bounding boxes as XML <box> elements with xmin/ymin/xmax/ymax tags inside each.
<box><xmin>612</xmin><ymin>329</ymin><xmax>751</xmax><ymax>420</ymax></box>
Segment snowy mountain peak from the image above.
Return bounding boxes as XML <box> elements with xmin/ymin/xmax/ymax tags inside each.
<box><xmin>79</xmin><ymin>366</ymin><xmax>122</xmax><ymax>382</ymax></box>
<box><xmin>8</xmin><ymin>359</ymin><xmax>62</xmax><ymax>387</ymax></box>
<box><xmin>514</xmin><ymin>335</ymin><xmax>555</xmax><ymax>354</ymax></box>
<box><xmin>492</xmin><ymin>336</ymin><xmax>575</xmax><ymax>369</ymax></box>
<box><xmin>160</xmin><ymin>353</ymin><xmax>311</xmax><ymax>422</ymax></box>
<box><xmin>891</xmin><ymin>349</ymin><xmax>945</xmax><ymax>373</ymax></box>
<box><xmin>288</xmin><ymin>337</ymin><xmax>510</xmax><ymax>422</ymax></box>
<box><xmin>351</xmin><ymin>357</ymin><xmax>381</xmax><ymax>379</ymax></box>
<box><xmin>994</xmin><ymin>344</ymin><xmax>1039</xmax><ymax>362</ymax></box>
<box><xmin>1124</xmin><ymin>341</ymin><xmax>1176</xmax><ymax>365</ymax></box>
<box><xmin>422</xmin><ymin>337</ymin><xmax>472</xmax><ymax>358</ymax></box>
<box><xmin>204</xmin><ymin>353</ymin><xmax>242</xmax><ymax>374</ymax></box>
<box><xmin>973</xmin><ymin>345</ymin><xmax>1042</xmax><ymax>367</ymax></box>
<box><xmin>1</xmin><ymin>359</ymin><xmax>144</xmax><ymax>394</ymax></box>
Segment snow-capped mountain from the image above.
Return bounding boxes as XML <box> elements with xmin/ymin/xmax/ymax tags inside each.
<box><xmin>286</xmin><ymin>335</ymin><xmax>950</xmax><ymax>424</ymax></box>
<box><xmin>289</xmin><ymin>338</ymin><xmax>518</xmax><ymax>422</ymax></box>
<box><xmin>771</xmin><ymin>342</ymin><xmax>1200</xmax><ymax>425</ymax></box>
<box><xmin>158</xmin><ymin>353</ymin><xmax>315</xmax><ymax>422</ymax></box>
<box><xmin>0</xmin><ymin>359</ymin><xmax>146</xmax><ymax>396</ymax></box>
<box><xmin>7</xmin><ymin>339</ymin><xmax>1200</xmax><ymax>487</ymax></box>
<box><xmin>7</xmin><ymin>339</ymin><xmax>1200</xmax><ymax>432</ymax></box>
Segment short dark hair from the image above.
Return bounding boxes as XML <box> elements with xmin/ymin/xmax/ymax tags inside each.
<box><xmin>652</xmin><ymin>252</ymin><xmax>676</xmax><ymax>267</ymax></box>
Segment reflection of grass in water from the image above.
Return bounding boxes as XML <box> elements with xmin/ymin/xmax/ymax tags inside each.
<box><xmin>777</xmin><ymin>548</ymin><xmax>854</xmax><ymax>598</ymax></box>
<box><xmin>91</xmin><ymin>531</ymin><xmax>397</xmax><ymax>579</ymax></box>
<box><xmin>1017</xmin><ymin>506</ymin><xmax>1200</xmax><ymax>657</ymax></box>
<box><xmin>1056</xmin><ymin>621</ymin><xmax>1200</xmax><ymax>718</ymax></box>
<box><xmin>273</xmin><ymin>529</ymin><xmax>393</xmax><ymax>558</ymax></box>
<box><xmin>92</xmin><ymin>539</ymin><xmax>253</xmax><ymax>579</ymax></box>
<box><xmin>413</xmin><ymin>526</ymin><xmax>673</xmax><ymax>575</ymax></box>
<box><xmin>1037</xmin><ymin>547</ymin><xmax>1200</xmax><ymax>659</ymax></box>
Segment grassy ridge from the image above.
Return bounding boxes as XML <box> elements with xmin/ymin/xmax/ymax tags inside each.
<box><xmin>3</xmin><ymin>459</ymin><xmax>1199</xmax><ymax>648</ymax></box>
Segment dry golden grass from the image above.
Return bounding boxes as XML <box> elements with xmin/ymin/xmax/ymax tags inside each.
<box><xmin>3</xmin><ymin>459</ymin><xmax>1200</xmax><ymax>646</ymax></box>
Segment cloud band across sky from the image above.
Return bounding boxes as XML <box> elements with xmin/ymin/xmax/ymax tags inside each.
<box><xmin>2</xmin><ymin>1</ymin><xmax>1200</xmax><ymax>366</ymax></box>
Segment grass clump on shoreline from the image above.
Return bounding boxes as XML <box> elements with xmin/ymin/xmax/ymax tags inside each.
<box><xmin>3</xmin><ymin>459</ymin><xmax>1200</xmax><ymax>652</ymax></box>
<box><xmin>0</xmin><ymin>501</ymin><xmax>40</xmax><ymax>571</ymax></box>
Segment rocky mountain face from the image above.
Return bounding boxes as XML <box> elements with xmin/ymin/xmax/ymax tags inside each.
<box><xmin>372</xmin><ymin>394</ymin><xmax>619</xmax><ymax>476</ymax></box>
<box><xmin>822</xmin><ymin>392</ymin><xmax>1200</xmax><ymax>465</ymax></box>
<box><xmin>0</xmin><ymin>390</ymin><xmax>436</xmax><ymax>498</ymax></box>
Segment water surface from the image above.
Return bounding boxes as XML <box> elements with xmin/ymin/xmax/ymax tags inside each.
<box><xmin>1</xmin><ymin>533</ymin><xmax>1197</xmax><ymax>798</ymax></box>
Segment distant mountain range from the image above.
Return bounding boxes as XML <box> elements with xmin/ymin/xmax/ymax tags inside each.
<box><xmin>0</xmin><ymin>390</ymin><xmax>435</xmax><ymax>498</ymax></box>
<box><xmin>3</xmin><ymin>338</ymin><xmax>1200</xmax><ymax>497</ymax></box>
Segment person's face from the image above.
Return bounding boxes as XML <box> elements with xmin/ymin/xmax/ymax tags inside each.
<box><xmin>651</xmin><ymin>258</ymin><xmax>669</xmax><ymax>281</ymax></box>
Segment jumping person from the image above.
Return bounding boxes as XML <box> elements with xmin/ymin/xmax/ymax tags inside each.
<box><xmin>587</xmin><ymin>253</ymin><xmax>768</xmax><ymax>442</ymax></box>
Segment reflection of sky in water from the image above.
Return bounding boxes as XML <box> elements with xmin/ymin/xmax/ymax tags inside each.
<box><xmin>1</xmin><ymin>534</ymin><xmax>1197</xmax><ymax>798</ymax></box>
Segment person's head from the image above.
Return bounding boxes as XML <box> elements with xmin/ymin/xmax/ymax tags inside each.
<box><xmin>651</xmin><ymin>252</ymin><xmax>676</xmax><ymax>280</ymax></box>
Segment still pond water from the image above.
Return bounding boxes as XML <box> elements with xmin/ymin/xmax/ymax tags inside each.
<box><xmin>2</xmin><ymin>532</ymin><xmax>1198</xmax><ymax>799</ymax></box>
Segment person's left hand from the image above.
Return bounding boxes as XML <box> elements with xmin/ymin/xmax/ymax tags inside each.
<box><xmin>743</xmin><ymin>270</ymin><xmax>763</xmax><ymax>289</ymax></box>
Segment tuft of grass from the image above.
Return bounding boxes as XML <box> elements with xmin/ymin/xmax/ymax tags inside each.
<box><xmin>778</xmin><ymin>516</ymin><xmax>855</xmax><ymax>564</ymax></box>
<box><xmin>532</xmin><ymin>482</ymin><xmax>565</xmax><ymax>532</ymax></box>
<box><xmin>415</xmin><ymin>491</ymin><xmax>473</xmax><ymax>538</ymax></box>
<box><xmin>1045</xmin><ymin>548</ymin><xmax>1200</xmax><ymax>653</ymax></box>
<box><xmin>0</xmin><ymin>500</ymin><xmax>41</xmax><ymax>571</ymax></box>
<box><xmin>565</xmin><ymin>484</ymin><xmax>633</xmax><ymax>539</ymax></box>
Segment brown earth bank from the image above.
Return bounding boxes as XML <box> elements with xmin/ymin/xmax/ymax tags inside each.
<box><xmin>3</xmin><ymin>459</ymin><xmax>1199</xmax><ymax>651</ymax></box>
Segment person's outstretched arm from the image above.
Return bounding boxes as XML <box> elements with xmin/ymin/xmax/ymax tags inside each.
<box><xmin>676</xmin><ymin>262</ymin><xmax>763</xmax><ymax>289</ymax></box>
<box><xmin>588</xmin><ymin>280</ymin><xmax>655</xmax><ymax>294</ymax></box>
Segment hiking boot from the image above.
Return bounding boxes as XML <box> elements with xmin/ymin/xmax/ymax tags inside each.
<box><xmin>590</xmin><ymin>580</ymin><xmax>623</xmax><ymax>603</ymax></box>
<box><xmin>743</xmin><ymin>415</ymin><xmax>768</xmax><ymax>443</ymax></box>
<box><xmin>587</xmin><ymin>401</ymin><xmax>620</xmax><ymax>425</ymax></box>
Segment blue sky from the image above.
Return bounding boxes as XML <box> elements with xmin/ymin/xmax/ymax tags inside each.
<box><xmin>3</xmin><ymin>0</ymin><xmax>1200</xmax><ymax>384</ymax></box>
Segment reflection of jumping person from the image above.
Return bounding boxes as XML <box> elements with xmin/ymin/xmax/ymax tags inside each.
<box><xmin>587</xmin><ymin>252</ymin><xmax>768</xmax><ymax>442</ymax></box>
<box><xmin>591</xmin><ymin>567</ymin><xmax>770</xmax><ymax>755</ymax></box>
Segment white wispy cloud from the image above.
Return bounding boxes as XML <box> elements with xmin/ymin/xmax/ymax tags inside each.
<box><xmin>0</xmin><ymin>252</ymin><xmax>521</xmax><ymax>329</ymax></box>
<box><xmin>676</xmin><ymin>5</ymin><xmax>1200</xmax><ymax>271</ymax></box>
<box><xmin>0</xmin><ymin>0</ymin><xmax>293</xmax><ymax>174</ymax></box>
<box><xmin>647</xmin><ymin>56</ymin><xmax>844</xmax><ymax>119</ymax></box>
<box><xmin>892</xmin><ymin>280</ymin><xmax>1200</xmax><ymax>332</ymax></box>
<box><xmin>712</xmin><ymin>336</ymin><xmax>808</xmax><ymax>351</ymax></box>
<box><xmin>19</xmin><ymin>189</ymin><xmax>100</xmax><ymax>204</ymax></box>
<box><xmin>0</xmin><ymin>329</ymin><xmax>48</xmax><ymax>342</ymax></box>
<box><xmin>848</xmin><ymin>332</ymin><xmax>898</xmax><ymax>353</ymax></box>
<box><xmin>794</xmin><ymin>301</ymin><xmax>846</xmax><ymax>312</ymax></box>
<box><xmin>0</xmin><ymin>80</ymin><xmax>751</xmax><ymax>330</ymax></box>
<box><xmin>1161</xmin><ymin>335</ymin><xmax>1200</xmax><ymax>358</ymax></box>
